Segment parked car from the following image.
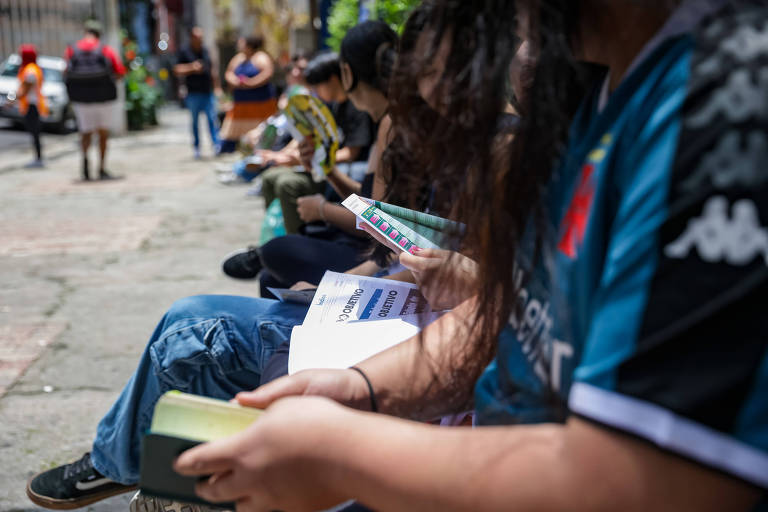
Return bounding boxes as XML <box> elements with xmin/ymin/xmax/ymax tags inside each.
<box><xmin>0</xmin><ymin>54</ymin><xmax>74</xmax><ymax>132</ymax></box>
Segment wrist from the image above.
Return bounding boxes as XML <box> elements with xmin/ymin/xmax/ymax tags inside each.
<box><xmin>348</xmin><ymin>367</ymin><xmax>378</xmax><ymax>412</ymax></box>
<box><xmin>317</xmin><ymin>198</ymin><xmax>328</xmax><ymax>222</ymax></box>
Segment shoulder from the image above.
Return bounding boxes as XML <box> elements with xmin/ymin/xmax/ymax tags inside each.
<box><xmin>253</xmin><ymin>51</ymin><xmax>273</xmax><ymax>66</ymax></box>
<box><xmin>101</xmin><ymin>45</ymin><xmax>118</xmax><ymax>57</ymax></box>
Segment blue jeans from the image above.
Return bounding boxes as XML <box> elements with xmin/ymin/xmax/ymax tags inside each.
<box><xmin>232</xmin><ymin>159</ymin><xmax>261</xmax><ymax>182</ymax></box>
<box><xmin>90</xmin><ymin>295</ymin><xmax>308</xmax><ymax>484</ymax></box>
<box><xmin>186</xmin><ymin>92</ymin><xmax>219</xmax><ymax>149</ymax></box>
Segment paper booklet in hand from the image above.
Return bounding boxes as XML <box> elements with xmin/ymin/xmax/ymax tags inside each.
<box><xmin>287</xmin><ymin>271</ymin><xmax>446</xmax><ymax>374</ymax></box>
<box><xmin>139</xmin><ymin>391</ymin><xmax>262</xmax><ymax>509</ymax></box>
<box><xmin>140</xmin><ymin>272</ymin><xmax>444</xmax><ymax>507</ymax></box>
<box><xmin>341</xmin><ymin>194</ymin><xmax>465</xmax><ymax>254</ymax></box>
<box><xmin>283</xmin><ymin>94</ymin><xmax>339</xmax><ymax>181</ymax></box>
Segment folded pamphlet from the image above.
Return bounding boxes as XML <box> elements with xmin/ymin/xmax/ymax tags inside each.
<box><xmin>139</xmin><ymin>391</ymin><xmax>262</xmax><ymax>509</ymax></box>
<box><xmin>288</xmin><ymin>271</ymin><xmax>444</xmax><ymax>374</ymax></box>
<box><xmin>341</xmin><ymin>194</ymin><xmax>465</xmax><ymax>254</ymax></box>
<box><xmin>283</xmin><ymin>94</ymin><xmax>339</xmax><ymax>181</ymax></box>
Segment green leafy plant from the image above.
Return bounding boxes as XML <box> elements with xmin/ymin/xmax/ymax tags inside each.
<box><xmin>326</xmin><ymin>0</ymin><xmax>422</xmax><ymax>51</ymax></box>
<box><xmin>122</xmin><ymin>34</ymin><xmax>164</xmax><ymax>130</ymax></box>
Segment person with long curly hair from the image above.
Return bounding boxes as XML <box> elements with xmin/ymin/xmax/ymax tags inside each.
<box><xmin>167</xmin><ymin>1</ymin><xmax>768</xmax><ymax>510</ymax></box>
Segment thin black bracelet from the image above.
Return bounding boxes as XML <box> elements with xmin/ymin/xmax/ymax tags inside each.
<box><xmin>349</xmin><ymin>366</ymin><xmax>378</xmax><ymax>413</ymax></box>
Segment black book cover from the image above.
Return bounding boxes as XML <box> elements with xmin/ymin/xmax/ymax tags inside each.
<box><xmin>139</xmin><ymin>433</ymin><xmax>234</xmax><ymax>510</ymax></box>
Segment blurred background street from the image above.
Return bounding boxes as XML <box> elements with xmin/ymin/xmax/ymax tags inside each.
<box><xmin>0</xmin><ymin>107</ymin><xmax>264</xmax><ymax>510</ymax></box>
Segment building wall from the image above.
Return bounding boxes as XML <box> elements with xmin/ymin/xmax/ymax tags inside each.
<box><xmin>0</xmin><ymin>0</ymin><xmax>97</xmax><ymax>59</ymax></box>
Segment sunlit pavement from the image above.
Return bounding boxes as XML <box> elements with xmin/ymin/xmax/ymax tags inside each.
<box><xmin>0</xmin><ymin>107</ymin><xmax>264</xmax><ymax>510</ymax></box>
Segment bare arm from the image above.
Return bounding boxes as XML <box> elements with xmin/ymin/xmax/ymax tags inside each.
<box><xmin>326</xmin><ymin>413</ymin><xmax>761</xmax><ymax>512</ymax></box>
<box><xmin>334</xmin><ymin>145</ymin><xmax>362</xmax><ymax>164</ymax></box>
<box><xmin>224</xmin><ymin>54</ymin><xmax>243</xmax><ymax>88</ymax></box>
<box><xmin>242</xmin><ymin>52</ymin><xmax>274</xmax><ymax>89</ymax></box>
<box><xmin>249</xmin><ymin>297</ymin><xmax>489</xmax><ymax>421</ymax></box>
<box><xmin>178</xmin><ymin>399</ymin><xmax>761</xmax><ymax>512</ymax></box>
<box><xmin>173</xmin><ymin>61</ymin><xmax>202</xmax><ymax>77</ymax></box>
<box><xmin>296</xmin><ymin>196</ymin><xmax>364</xmax><ymax>236</ymax></box>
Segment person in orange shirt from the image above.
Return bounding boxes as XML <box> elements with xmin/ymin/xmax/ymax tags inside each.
<box><xmin>14</xmin><ymin>44</ymin><xmax>48</xmax><ymax>168</ymax></box>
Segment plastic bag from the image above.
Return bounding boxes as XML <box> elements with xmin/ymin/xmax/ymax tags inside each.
<box><xmin>259</xmin><ymin>199</ymin><xmax>286</xmax><ymax>244</ymax></box>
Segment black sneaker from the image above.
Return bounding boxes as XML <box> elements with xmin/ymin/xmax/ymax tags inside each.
<box><xmin>26</xmin><ymin>452</ymin><xmax>137</xmax><ymax>509</ymax></box>
<box><xmin>222</xmin><ymin>246</ymin><xmax>262</xmax><ymax>279</ymax></box>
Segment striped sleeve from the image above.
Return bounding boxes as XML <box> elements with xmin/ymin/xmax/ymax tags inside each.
<box><xmin>570</xmin><ymin>6</ymin><xmax>768</xmax><ymax>489</ymax></box>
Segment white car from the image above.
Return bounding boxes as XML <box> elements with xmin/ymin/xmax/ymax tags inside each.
<box><xmin>0</xmin><ymin>54</ymin><xmax>74</xmax><ymax>132</ymax></box>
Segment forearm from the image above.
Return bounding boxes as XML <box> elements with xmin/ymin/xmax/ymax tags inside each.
<box><xmin>173</xmin><ymin>63</ymin><xmax>195</xmax><ymax>76</ymax></box>
<box><xmin>321</xmin><ymin>412</ymin><xmax>568</xmax><ymax>511</ymax></box>
<box><xmin>383</xmin><ymin>270</ymin><xmax>416</xmax><ymax>283</ymax></box>
<box><xmin>246</xmin><ymin>70</ymin><xmax>273</xmax><ymax>88</ymax></box>
<box><xmin>345</xmin><ymin>260</ymin><xmax>382</xmax><ymax>277</ymax></box>
<box><xmin>335</xmin><ymin>146</ymin><xmax>361</xmax><ymax>164</ymax></box>
<box><xmin>320</xmin><ymin>415</ymin><xmax>760</xmax><ymax>512</ymax></box>
<box><xmin>322</xmin><ymin>203</ymin><xmax>363</xmax><ymax>235</ymax></box>
<box><xmin>224</xmin><ymin>71</ymin><xmax>239</xmax><ymax>88</ymax></box>
<box><xmin>356</xmin><ymin>297</ymin><xmax>491</xmax><ymax>420</ymax></box>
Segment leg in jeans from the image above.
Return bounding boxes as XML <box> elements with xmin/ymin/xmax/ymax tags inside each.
<box><xmin>90</xmin><ymin>295</ymin><xmax>308</xmax><ymax>484</ymax></box>
<box><xmin>24</xmin><ymin>105</ymin><xmax>42</xmax><ymax>160</ymax></box>
<box><xmin>203</xmin><ymin>92</ymin><xmax>220</xmax><ymax>148</ymax></box>
<box><xmin>186</xmin><ymin>93</ymin><xmax>204</xmax><ymax>150</ymax></box>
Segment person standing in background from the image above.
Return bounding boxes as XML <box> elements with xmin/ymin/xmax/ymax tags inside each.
<box><xmin>218</xmin><ymin>35</ymin><xmax>277</xmax><ymax>154</ymax></box>
<box><xmin>173</xmin><ymin>26</ymin><xmax>221</xmax><ymax>160</ymax></box>
<box><xmin>65</xmin><ymin>20</ymin><xmax>126</xmax><ymax>181</ymax></box>
<box><xmin>14</xmin><ymin>44</ymin><xmax>47</xmax><ymax>168</ymax></box>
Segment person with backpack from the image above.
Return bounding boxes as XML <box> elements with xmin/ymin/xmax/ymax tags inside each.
<box><xmin>65</xmin><ymin>20</ymin><xmax>126</xmax><ymax>181</ymax></box>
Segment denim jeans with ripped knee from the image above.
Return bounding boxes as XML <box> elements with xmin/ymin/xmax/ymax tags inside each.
<box><xmin>90</xmin><ymin>295</ymin><xmax>308</xmax><ymax>484</ymax></box>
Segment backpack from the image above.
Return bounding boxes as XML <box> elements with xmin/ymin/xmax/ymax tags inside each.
<box><xmin>65</xmin><ymin>44</ymin><xmax>117</xmax><ymax>103</ymax></box>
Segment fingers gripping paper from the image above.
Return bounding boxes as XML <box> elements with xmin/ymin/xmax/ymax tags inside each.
<box><xmin>341</xmin><ymin>194</ymin><xmax>466</xmax><ymax>253</ymax></box>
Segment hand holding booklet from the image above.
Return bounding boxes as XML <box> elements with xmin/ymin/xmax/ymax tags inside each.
<box><xmin>341</xmin><ymin>194</ymin><xmax>465</xmax><ymax>254</ymax></box>
<box><xmin>140</xmin><ymin>272</ymin><xmax>445</xmax><ymax>505</ymax></box>
<box><xmin>283</xmin><ymin>94</ymin><xmax>339</xmax><ymax>181</ymax></box>
<box><xmin>288</xmin><ymin>271</ymin><xmax>445</xmax><ymax>374</ymax></box>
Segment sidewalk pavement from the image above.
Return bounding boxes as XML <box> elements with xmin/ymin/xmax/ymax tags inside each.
<box><xmin>0</xmin><ymin>107</ymin><xmax>265</xmax><ymax>511</ymax></box>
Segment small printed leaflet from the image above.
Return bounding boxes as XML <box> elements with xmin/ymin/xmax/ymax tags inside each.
<box><xmin>139</xmin><ymin>391</ymin><xmax>262</xmax><ymax>509</ymax></box>
<box><xmin>341</xmin><ymin>194</ymin><xmax>465</xmax><ymax>254</ymax></box>
<box><xmin>283</xmin><ymin>94</ymin><xmax>339</xmax><ymax>181</ymax></box>
<box><xmin>288</xmin><ymin>271</ymin><xmax>445</xmax><ymax>374</ymax></box>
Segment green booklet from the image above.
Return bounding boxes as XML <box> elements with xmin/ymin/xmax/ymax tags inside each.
<box><xmin>139</xmin><ymin>391</ymin><xmax>262</xmax><ymax>509</ymax></box>
<box><xmin>341</xmin><ymin>194</ymin><xmax>465</xmax><ymax>254</ymax></box>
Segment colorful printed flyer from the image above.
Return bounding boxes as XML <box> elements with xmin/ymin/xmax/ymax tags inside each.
<box><xmin>341</xmin><ymin>194</ymin><xmax>465</xmax><ymax>254</ymax></box>
<box><xmin>283</xmin><ymin>94</ymin><xmax>339</xmax><ymax>181</ymax></box>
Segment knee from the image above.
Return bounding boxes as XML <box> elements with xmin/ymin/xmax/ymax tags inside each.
<box><xmin>164</xmin><ymin>295</ymin><xmax>217</xmax><ymax>323</ymax></box>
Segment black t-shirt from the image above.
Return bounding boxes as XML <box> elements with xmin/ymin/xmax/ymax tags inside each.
<box><xmin>176</xmin><ymin>45</ymin><xmax>212</xmax><ymax>94</ymax></box>
<box><xmin>329</xmin><ymin>100</ymin><xmax>374</xmax><ymax>162</ymax></box>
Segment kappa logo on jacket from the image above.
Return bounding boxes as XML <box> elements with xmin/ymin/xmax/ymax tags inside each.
<box><xmin>665</xmin><ymin>196</ymin><xmax>768</xmax><ymax>266</ymax></box>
